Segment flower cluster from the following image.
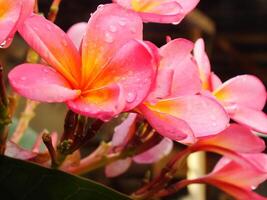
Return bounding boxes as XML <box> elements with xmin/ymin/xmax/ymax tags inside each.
<box><xmin>2</xmin><ymin>0</ymin><xmax>267</xmax><ymax>199</ymax></box>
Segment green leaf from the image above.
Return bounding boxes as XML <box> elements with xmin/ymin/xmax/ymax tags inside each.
<box><xmin>0</xmin><ymin>155</ymin><xmax>131</xmax><ymax>200</ymax></box>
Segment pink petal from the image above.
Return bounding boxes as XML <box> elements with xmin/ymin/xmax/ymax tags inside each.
<box><xmin>201</xmin><ymin>179</ymin><xmax>267</xmax><ymax>200</ymax></box>
<box><xmin>8</xmin><ymin>64</ymin><xmax>80</xmax><ymax>102</ymax></box>
<box><xmin>133</xmin><ymin>138</ymin><xmax>173</xmax><ymax>163</ymax></box>
<box><xmin>210</xmin><ymin>72</ymin><xmax>222</xmax><ymax>91</ymax></box>
<box><xmin>112</xmin><ymin>113</ymin><xmax>138</xmax><ymax>147</ymax></box>
<box><xmin>212</xmin><ymin>154</ymin><xmax>267</xmax><ymax>189</ymax></box>
<box><xmin>214</xmin><ymin>75</ymin><xmax>267</xmax><ymax>110</ymax></box>
<box><xmin>114</xmin><ymin>0</ymin><xmax>184</xmax><ymax>24</ymax></box>
<box><xmin>193</xmin><ymin>38</ymin><xmax>211</xmax><ymax>90</ymax></box>
<box><xmin>67</xmin><ymin>22</ymin><xmax>87</xmax><ymax>50</ymax></box>
<box><xmin>176</xmin><ymin>0</ymin><xmax>200</xmax><ymax>14</ymax></box>
<box><xmin>5</xmin><ymin>141</ymin><xmax>37</xmax><ymax>160</ymax></box>
<box><xmin>139</xmin><ymin>104</ymin><xmax>194</xmax><ymax>143</ymax></box>
<box><xmin>18</xmin><ymin>14</ymin><xmax>81</xmax><ymax>88</ymax></box>
<box><xmin>230</xmin><ymin>105</ymin><xmax>267</xmax><ymax>134</ymax></box>
<box><xmin>91</xmin><ymin>39</ymin><xmax>157</xmax><ymax>111</ymax></box>
<box><xmin>81</xmin><ymin>4</ymin><xmax>142</xmax><ymax>87</ymax></box>
<box><xmin>159</xmin><ymin>38</ymin><xmax>201</xmax><ymax>96</ymax></box>
<box><xmin>137</xmin><ymin>1</ymin><xmax>185</xmax><ymax>24</ymax></box>
<box><xmin>145</xmin><ymin>95</ymin><xmax>229</xmax><ymax>138</ymax></box>
<box><xmin>146</xmin><ymin>68</ymin><xmax>174</xmax><ymax>101</ymax></box>
<box><xmin>67</xmin><ymin>84</ymin><xmax>125</xmax><ymax>121</ymax></box>
<box><xmin>196</xmin><ymin>124</ymin><xmax>265</xmax><ymax>153</ymax></box>
<box><xmin>105</xmin><ymin>158</ymin><xmax>132</xmax><ymax>177</ymax></box>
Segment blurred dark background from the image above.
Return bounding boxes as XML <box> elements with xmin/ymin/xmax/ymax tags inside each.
<box><xmin>0</xmin><ymin>0</ymin><xmax>267</xmax><ymax>199</ymax></box>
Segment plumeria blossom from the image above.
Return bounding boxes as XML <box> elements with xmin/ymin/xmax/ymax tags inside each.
<box><xmin>159</xmin><ymin>153</ymin><xmax>267</xmax><ymax>200</ymax></box>
<box><xmin>138</xmin><ymin>38</ymin><xmax>229</xmax><ymax>143</ymax></box>
<box><xmin>8</xmin><ymin>4</ymin><xmax>157</xmax><ymax>121</ymax></box>
<box><xmin>0</xmin><ymin>0</ymin><xmax>34</xmax><ymax>48</ymax></box>
<box><xmin>194</xmin><ymin>38</ymin><xmax>267</xmax><ymax>134</ymax></box>
<box><xmin>156</xmin><ymin>124</ymin><xmax>267</xmax><ymax>199</ymax></box>
<box><xmin>113</xmin><ymin>0</ymin><xmax>200</xmax><ymax>24</ymax></box>
<box><xmin>105</xmin><ymin>113</ymin><xmax>173</xmax><ymax>177</ymax></box>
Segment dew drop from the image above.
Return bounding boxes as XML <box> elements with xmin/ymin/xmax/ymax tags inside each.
<box><xmin>118</xmin><ymin>18</ymin><xmax>127</xmax><ymax>26</ymax></box>
<box><xmin>20</xmin><ymin>76</ymin><xmax>26</xmax><ymax>81</ymax></box>
<box><xmin>104</xmin><ymin>32</ymin><xmax>114</xmax><ymax>43</ymax></box>
<box><xmin>97</xmin><ymin>4</ymin><xmax>105</xmax><ymax>11</ymax></box>
<box><xmin>0</xmin><ymin>37</ymin><xmax>12</xmax><ymax>48</ymax></box>
<box><xmin>43</xmin><ymin>68</ymin><xmax>49</xmax><ymax>73</ymax></box>
<box><xmin>109</xmin><ymin>25</ymin><xmax>117</xmax><ymax>33</ymax></box>
<box><xmin>46</xmin><ymin>24</ymin><xmax>52</xmax><ymax>31</ymax></box>
<box><xmin>126</xmin><ymin>92</ymin><xmax>136</xmax><ymax>103</ymax></box>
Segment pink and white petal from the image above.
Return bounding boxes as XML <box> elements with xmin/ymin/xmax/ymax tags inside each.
<box><xmin>193</xmin><ymin>38</ymin><xmax>211</xmax><ymax>89</ymax></box>
<box><xmin>133</xmin><ymin>138</ymin><xmax>173</xmax><ymax>164</ymax></box>
<box><xmin>112</xmin><ymin>113</ymin><xmax>138</xmax><ymax>147</ymax></box>
<box><xmin>105</xmin><ymin>158</ymin><xmax>132</xmax><ymax>178</ymax></box>
<box><xmin>112</xmin><ymin>0</ymin><xmax>132</xmax><ymax>9</ymax></box>
<box><xmin>137</xmin><ymin>1</ymin><xmax>185</xmax><ymax>24</ymax></box>
<box><xmin>147</xmin><ymin>95</ymin><xmax>229</xmax><ymax>137</ymax></box>
<box><xmin>92</xmin><ymin>39</ymin><xmax>156</xmax><ymax>111</ymax></box>
<box><xmin>214</xmin><ymin>75</ymin><xmax>266</xmax><ymax>110</ymax></box>
<box><xmin>177</xmin><ymin>0</ymin><xmax>200</xmax><ymax>14</ymax></box>
<box><xmin>81</xmin><ymin>4</ymin><xmax>142</xmax><ymax>87</ymax></box>
<box><xmin>139</xmin><ymin>104</ymin><xmax>194</xmax><ymax>143</ymax></box>
<box><xmin>196</xmin><ymin>124</ymin><xmax>265</xmax><ymax>154</ymax></box>
<box><xmin>8</xmin><ymin>64</ymin><xmax>80</xmax><ymax>102</ymax></box>
<box><xmin>0</xmin><ymin>0</ymin><xmax>21</xmax><ymax>47</ymax></box>
<box><xmin>212</xmin><ymin>154</ymin><xmax>267</xmax><ymax>189</ymax></box>
<box><xmin>210</xmin><ymin>72</ymin><xmax>222</xmax><ymax>91</ymax></box>
<box><xmin>67</xmin><ymin>22</ymin><xmax>87</xmax><ymax>50</ymax></box>
<box><xmin>230</xmin><ymin>105</ymin><xmax>267</xmax><ymax>134</ymax></box>
<box><xmin>18</xmin><ymin>14</ymin><xmax>81</xmax><ymax>87</ymax></box>
<box><xmin>67</xmin><ymin>84</ymin><xmax>126</xmax><ymax>121</ymax></box>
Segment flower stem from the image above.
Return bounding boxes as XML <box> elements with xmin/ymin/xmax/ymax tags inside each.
<box><xmin>48</xmin><ymin>0</ymin><xmax>62</xmax><ymax>22</ymax></box>
<box><xmin>11</xmin><ymin>100</ymin><xmax>39</xmax><ymax>143</ymax></box>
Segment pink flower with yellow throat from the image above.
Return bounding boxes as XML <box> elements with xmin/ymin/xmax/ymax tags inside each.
<box><xmin>8</xmin><ymin>4</ymin><xmax>157</xmax><ymax>121</ymax></box>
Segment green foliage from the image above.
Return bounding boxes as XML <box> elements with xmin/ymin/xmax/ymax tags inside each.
<box><xmin>0</xmin><ymin>155</ymin><xmax>131</xmax><ymax>200</ymax></box>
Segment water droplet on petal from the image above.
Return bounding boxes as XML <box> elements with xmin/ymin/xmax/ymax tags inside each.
<box><xmin>0</xmin><ymin>37</ymin><xmax>12</xmax><ymax>48</ymax></box>
<box><xmin>130</xmin><ymin>27</ymin><xmax>136</xmax><ymax>33</ymax></box>
<box><xmin>46</xmin><ymin>24</ymin><xmax>52</xmax><ymax>31</ymax></box>
<box><xmin>104</xmin><ymin>32</ymin><xmax>114</xmax><ymax>43</ymax></box>
<box><xmin>20</xmin><ymin>76</ymin><xmax>26</xmax><ymax>81</ymax></box>
<box><xmin>43</xmin><ymin>68</ymin><xmax>49</xmax><ymax>73</ymax></box>
<box><xmin>109</xmin><ymin>25</ymin><xmax>117</xmax><ymax>33</ymax></box>
<box><xmin>118</xmin><ymin>18</ymin><xmax>127</xmax><ymax>26</ymax></box>
<box><xmin>97</xmin><ymin>4</ymin><xmax>105</xmax><ymax>11</ymax></box>
<box><xmin>126</xmin><ymin>92</ymin><xmax>136</xmax><ymax>103</ymax></box>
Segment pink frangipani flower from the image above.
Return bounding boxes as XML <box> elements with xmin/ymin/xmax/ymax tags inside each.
<box><xmin>105</xmin><ymin>113</ymin><xmax>173</xmax><ymax>177</ymax></box>
<box><xmin>194</xmin><ymin>38</ymin><xmax>267</xmax><ymax>134</ymax></box>
<box><xmin>139</xmin><ymin>38</ymin><xmax>229</xmax><ymax>143</ymax></box>
<box><xmin>0</xmin><ymin>0</ymin><xmax>34</xmax><ymax>48</ymax></box>
<box><xmin>9</xmin><ymin>4</ymin><xmax>157</xmax><ymax>121</ymax></box>
<box><xmin>160</xmin><ymin>153</ymin><xmax>267</xmax><ymax>200</ymax></box>
<box><xmin>113</xmin><ymin>0</ymin><xmax>200</xmax><ymax>24</ymax></box>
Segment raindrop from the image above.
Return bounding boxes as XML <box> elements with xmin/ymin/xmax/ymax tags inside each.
<box><xmin>126</xmin><ymin>92</ymin><xmax>136</xmax><ymax>103</ymax></box>
<box><xmin>118</xmin><ymin>18</ymin><xmax>127</xmax><ymax>26</ymax></box>
<box><xmin>20</xmin><ymin>76</ymin><xmax>26</xmax><ymax>81</ymax></box>
<box><xmin>0</xmin><ymin>37</ymin><xmax>12</xmax><ymax>48</ymax></box>
<box><xmin>97</xmin><ymin>4</ymin><xmax>105</xmax><ymax>11</ymax></box>
<box><xmin>104</xmin><ymin>32</ymin><xmax>114</xmax><ymax>43</ymax></box>
<box><xmin>46</xmin><ymin>24</ymin><xmax>52</xmax><ymax>31</ymax></box>
<box><xmin>43</xmin><ymin>68</ymin><xmax>49</xmax><ymax>73</ymax></box>
<box><xmin>109</xmin><ymin>25</ymin><xmax>117</xmax><ymax>33</ymax></box>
